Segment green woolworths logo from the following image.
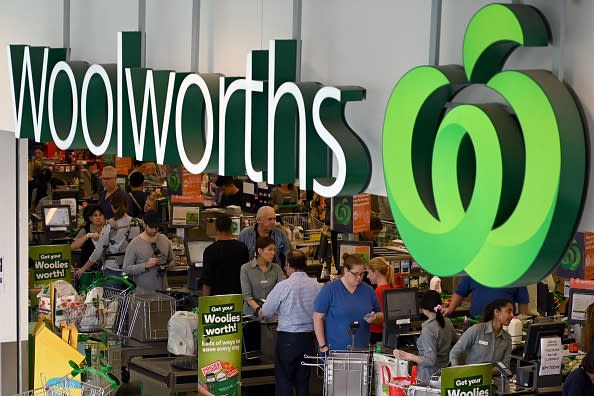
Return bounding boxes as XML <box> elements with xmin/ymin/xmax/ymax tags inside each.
<box><xmin>383</xmin><ymin>4</ymin><xmax>588</xmax><ymax>287</ymax></box>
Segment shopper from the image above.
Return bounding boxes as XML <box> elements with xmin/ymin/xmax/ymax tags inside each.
<box><xmin>449</xmin><ymin>298</ymin><xmax>514</xmax><ymax>369</ymax></box>
<box><xmin>201</xmin><ymin>214</ymin><xmax>249</xmax><ymax>296</ymax></box>
<box><xmin>122</xmin><ymin>211</ymin><xmax>175</xmax><ymax>292</ymax></box>
<box><xmin>127</xmin><ymin>171</ymin><xmax>147</xmax><ymax>218</ymax></box>
<box><xmin>75</xmin><ymin>190</ymin><xmax>142</xmax><ymax>278</ymax></box>
<box><xmin>98</xmin><ymin>166</ymin><xmax>132</xmax><ymax>218</ymax></box>
<box><xmin>393</xmin><ymin>290</ymin><xmax>457</xmax><ymax>381</ymax></box>
<box><xmin>259</xmin><ymin>250</ymin><xmax>321</xmax><ymax>396</ymax></box>
<box><xmin>313</xmin><ymin>254</ymin><xmax>381</xmax><ymax>351</ymax></box>
<box><xmin>71</xmin><ymin>205</ymin><xmax>106</xmax><ymax>274</ymax></box>
<box><xmin>238</xmin><ymin>205</ymin><xmax>290</xmax><ymax>266</ymax></box>
<box><xmin>358</xmin><ymin>216</ymin><xmax>383</xmax><ymax>247</ymax></box>
<box><xmin>366</xmin><ymin>256</ymin><xmax>404</xmax><ymax>344</ymax></box>
<box><xmin>443</xmin><ymin>276</ymin><xmax>529</xmax><ymax>318</ymax></box>
<box><xmin>215</xmin><ymin>175</ymin><xmax>243</xmax><ymax>207</ymax></box>
<box><xmin>144</xmin><ymin>191</ymin><xmax>161</xmax><ymax>213</ymax></box>
<box><xmin>562</xmin><ymin>347</ymin><xmax>594</xmax><ymax>396</ymax></box>
<box><xmin>270</xmin><ymin>183</ymin><xmax>299</xmax><ymax>210</ymax></box>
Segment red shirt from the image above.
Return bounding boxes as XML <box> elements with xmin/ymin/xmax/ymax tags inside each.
<box><xmin>371</xmin><ymin>284</ymin><xmax>392</xmax><ymax>334</ymax></box>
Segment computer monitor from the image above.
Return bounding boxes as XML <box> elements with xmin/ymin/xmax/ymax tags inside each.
<box><xmin>43</xmin><ymin>205</ymin><xmax>71</xmax><ymax>230</ymax></box>
<box><xmin>336</xmin><ymin>240</ymin><xmax>373</xmax><ymax>273</ymax></box>
<box><xmin>185</xmin><ymin>240</ymin><xmax>214</xmax><ymax>268</ymax></box>
<box><xmin>522</xmin><ymin>321</ymin><xmax>566</xmax><ymax>361</ymax></box>
<box><xmin>567</xmin><ymin>288</ymin><xmax>594</xmax><ymax>324</ymax></box>
<box><xmin>383</xmin><ymin>287</ymin><xmax>419</xmax><ymax>349</ymax></box>
<box><xmin>170</xmin><ymin>203</ymin><xmax>200</xmax><ymax>227</ymax></box>
<box><xmin>537</xmin><ymin>282</ymin><xmax>556</xmax><ymax>317</ymax></box>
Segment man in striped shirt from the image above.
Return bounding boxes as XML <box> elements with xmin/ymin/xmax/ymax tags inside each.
<box><xmin>259</xmin><ymin>250</ymin><xmax>321</xmax><ymax>396</ymax></box>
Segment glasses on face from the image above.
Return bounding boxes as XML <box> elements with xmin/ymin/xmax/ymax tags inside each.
<box><xmin>349</xmin><ymin>270</ymin><xmax>367</xmax><ymax>278</ymax></box>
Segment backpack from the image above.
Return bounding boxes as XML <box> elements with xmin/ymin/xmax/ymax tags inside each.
<box><xmin>102</xmin><ymin>217</ymin><xmax>143</xmax><ymax>268</ymax></box>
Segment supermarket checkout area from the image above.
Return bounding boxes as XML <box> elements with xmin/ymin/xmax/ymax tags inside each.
<box><xmin>386</xmin><ymin>317</ymin><xmax>580</xmax><ymax>396</ymax></box>
<box><xmin>125</xmin><ymin>317</ymin><xmax>278</xmax><ymax>396</ymax></box>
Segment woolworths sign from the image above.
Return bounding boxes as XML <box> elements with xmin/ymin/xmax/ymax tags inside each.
<box><xmin>9</xmin><ymin>3</ymin><xmax>590</xmax><ymax>288</ymax></box>
<box><xmin>7</xmin><ymin>34</ymin><xmax>371</xmax><ymax>197</ymax></box>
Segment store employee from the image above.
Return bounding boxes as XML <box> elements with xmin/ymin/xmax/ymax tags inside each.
<box><xmin>449</xmin><ymin>299</ymin><xmax>513</xmax><ymax>370</ymax></box>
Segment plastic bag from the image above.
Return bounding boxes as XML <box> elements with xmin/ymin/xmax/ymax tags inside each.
<box><xmin>167</xmin><ymin>311</ymin><xmax>198</xmax><ymax>356</ymax></box>
<box><xmin>78</xmin><ymin>286</ymin><xmax>104</xmax><ymax>331</ymax></box>
<box><xmin>373</xmin><ymin>353</ymin><xmax>410</xmax><ymax>396</ymax></box>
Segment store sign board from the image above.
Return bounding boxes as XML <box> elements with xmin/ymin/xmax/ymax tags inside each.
<box><xmin>29</xmin><ymin>244</ymin><xmax>72</xmax><ymax>287</ymax></box>
<box><xmin>7</xmin><ymin>35</ymin><xmax>371</xmax><ymax>197</ymax></box>
<box><xmin>441</xmin><ymin>363</ymin><xmax>492</xmax><ymax>396</ymax></box>
<box><xmin>198</xmin><ymin>294</ymin><xmax>243</xmax><ymax>396</ymax></box>
<box><xmin>383</xmin><ymin>4</ymin><xmax>588</xmax><ymax>287</ymax></box>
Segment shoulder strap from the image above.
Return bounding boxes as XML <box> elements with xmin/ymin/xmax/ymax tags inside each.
<box><xmin>128</xmin><ymin>192</ymin><xmax>143</xmax><ymax>211</ymax></box>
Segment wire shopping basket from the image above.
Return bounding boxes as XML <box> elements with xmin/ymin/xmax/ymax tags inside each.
<box><xmin>14</xmin><ymin>375</ymin><xmax>111</xmax><ymax>396</ymax></box>
<box><xmin>81</xmin><ymin>338</ymin><xmax>122</xmax><ymax>393</ymax></box>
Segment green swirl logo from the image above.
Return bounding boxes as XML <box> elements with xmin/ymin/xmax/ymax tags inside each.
<box><xmin>560</xmin><ymin>239</ymin><xmax>581</xmax><ymax>272</ymax></box>
<box><xmin>334</xmin><ymin>198</ymin><xmax>352</xmax><ymax>225</ymax></box>
<box><xmin>382</xmin><ymin>4</ymin><xmax>588</xmax><ymax>287</ymax></box>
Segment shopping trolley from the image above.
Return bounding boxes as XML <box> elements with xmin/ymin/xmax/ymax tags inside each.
<box><xmin>302</xmin><ymin>349</ymin><xmax>373</xmax><ymax>396</ymax></box>
<box><xmin>278</xmin><ymin>212</ymin><xmax>325</xmax><ymax>241</ymax></box>
<box><xmin>14</xmin><ymin>375</ymin><xmax>111</xmax><ymax>396</ymax></box>
<box><xmin>62</xmin><ymin>276</ymin><xmax>135</xmax><ymax>335</ymax></box>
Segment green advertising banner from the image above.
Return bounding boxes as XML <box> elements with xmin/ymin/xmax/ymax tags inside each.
<box><xmin>441</xmin><ymin>363</ymin><xmax>492</xmax><ymax>396</ymax></box>
<box><xmin>29</xmin><ymin>244</ymin><xmax>72</xmax><ymax>287</ymax></box>
<box><xmin>198</xmin><ymin>294</ymin><xmax>243</xmax><ymax>396</ymax></box>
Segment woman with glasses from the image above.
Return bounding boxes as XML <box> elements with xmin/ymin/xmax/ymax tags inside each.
<box><xmin>393</xmin><ymin>290</ymin><xmax>457</xmax><ymax>381</ymax></box>
<box><xmin>123</xmin><ymin>210</ymin><xmax>175</xmax><ymax>292</ymax></box>
<box><xmin>367</xmin><ymin>256</ymin><xmax>404</xmax><ymax>344</ymax></box>
<box><xmin>313</xmin><ymin>254</ymin><xmax>381</xmax><ymax>352</ymax></box>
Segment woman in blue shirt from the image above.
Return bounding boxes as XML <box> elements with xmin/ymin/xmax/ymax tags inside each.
<box><xmin>313</xmin><ymin>254</ymin><xmax>381</xmax><ymax>352</ymax></box>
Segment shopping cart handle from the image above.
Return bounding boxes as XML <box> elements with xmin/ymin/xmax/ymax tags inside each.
<box><xmin>69</xmin><ymin>359</ymin><xmax>120</xmax><ymax>389</ymax></box>
<box><xmin>84</xmin><ymin>274</ymin><xmax>136</xmax><ymax>292</ymax></box>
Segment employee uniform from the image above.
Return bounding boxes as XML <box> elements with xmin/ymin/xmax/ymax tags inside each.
<box><xmin>449</xmin><ymin>321</ymin><xmax>512</xmax><ymax>367</ymax></box>
<box><xmin>456</xmin><ymin>277</ymin><xmax>529</xmax><ymax>317</ymax></box>
<box><xmin>415</xmin><ymin>317</ymin><xmax>457</xmax><ymax>381</ymax></box>
<box><xmin>238</xmin><ymin>224</ymin><xmax>290</xmax><ymax>265</ymax></box>
<box><xmin>313</xmin><ymin>279</ymin><xmax>380</xmax><ymax>350</ymax></box>
<box><xmin>261</xmin><ymin>271</ymin><xmax>321</xmax><ymax>396</ymax></box>
<box><xmin>240</xmin><ymin>258</ymin><xmax>286</xmax><ymax>355</ymax></box>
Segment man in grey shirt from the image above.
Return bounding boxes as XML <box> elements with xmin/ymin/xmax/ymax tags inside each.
<box><xmin>238</xmin><ymin>206</ymin><xmax>290</xmax><ymax>266</ymax></box>
<box><xmin>123</xmin><ymin>211</ymin><xmax>175</xmax><ymax>292</ymax></box>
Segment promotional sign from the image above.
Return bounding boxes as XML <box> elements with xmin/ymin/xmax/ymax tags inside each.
<box><xmin>331</xmin><ymin>193</ymin><xmax>371</xmax><ymax>234</ymax></box>
<box><xmin>29</xmin><ymin>244</ymin><xmax>72</xmax><ymax>287</ymax></box>
<box><xmin>198</xmin><ymin>294</ymin><xmax>243</xmax><ymax>396</ymax></box>
<box><xmin>441</xmin><ymin>363</ymin><xmax>492</xmax><ymax>396</ymax></box>
<box><xmin>556</xmin><ymin>232</ymin><xmax>594</xmax><ymax>280</ymax></box>
<box><xmin>383</xmin><ymin>3</ymin><xmax>588</xmax><ymax>287</ymax></box>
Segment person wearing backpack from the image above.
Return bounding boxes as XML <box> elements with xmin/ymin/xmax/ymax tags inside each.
<box><xmin>74</xmin><ymin>190</ymin><xmax>142</xmax><ymax>279</ymax></box>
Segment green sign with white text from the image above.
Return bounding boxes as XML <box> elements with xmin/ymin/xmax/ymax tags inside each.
<box><xmin>198</xmin><ymin>294</ymin><xmax>243</xmax><ymax>396</ymax></box>
<box><xmin>441</xmin><ymin>363</ymin><xmax>492</xmax><ymax>396</ymax></box>
<box><xmin>383</xmin><ymin>3</ymin><xmax>588</xmax><ymax>287</ymax></box>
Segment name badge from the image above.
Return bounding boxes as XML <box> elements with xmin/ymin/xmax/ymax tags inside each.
<box><xmin>479</xmin><ymin>340</ymin><xmax>489</xmax><ymax>346</ymax></box>
<box><xmin>260</xmin><ymin>280</ymin><xmax>269</xmax><ymax>284</ymax></box>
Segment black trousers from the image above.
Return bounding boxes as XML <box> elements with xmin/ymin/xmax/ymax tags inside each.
<box><xmin>275</xmin><ymin>331</ymin><xmax>314</xmax><ymax>396</ymax></box>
